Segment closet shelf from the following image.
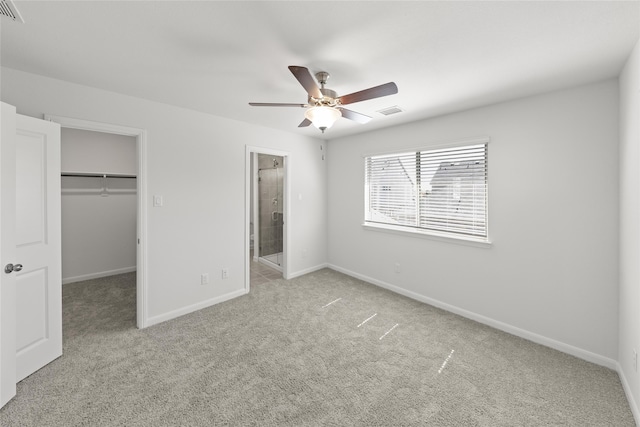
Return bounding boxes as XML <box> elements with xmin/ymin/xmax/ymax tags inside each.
<box><xmin>61</xmin><ymin>188</ymin><xmax>136</xmax><ymax>195</ymax></box>
<box><xmin>61</xmin><ymin>172</ymin><xmax>136</xmax><ymax>179</ymax></box>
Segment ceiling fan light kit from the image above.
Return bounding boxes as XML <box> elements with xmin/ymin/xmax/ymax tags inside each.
<box><xmin>304</xmin><ymin>106</ymin><xmax>342</xmax><ymax>132</ymax></box>
<box><xmin>249</xmin><ymin>65</ymin><xmax>398</xmax><ymax>133</ymax></box>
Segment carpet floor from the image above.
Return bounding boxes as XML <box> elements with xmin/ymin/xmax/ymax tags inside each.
<box><xmin>0</xmin><ymin>268</ymin><xmax>635</xmax><ymax>426</ymax></box>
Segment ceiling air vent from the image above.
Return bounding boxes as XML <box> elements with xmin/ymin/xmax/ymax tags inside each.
<box><xmin>0</xmin><ymin>0</ymin><xmax>24</xmax><ymax>23</ymax></box>
<box><xmin>377</xmin><ymin>106</ymin><xmax>404</xmax><ymax>116</ymax></box>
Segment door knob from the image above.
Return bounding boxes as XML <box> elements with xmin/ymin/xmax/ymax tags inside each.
<box><xmin>4</xmin><ymin>263</ymin><xmax>23</xmax><ymax>274</ymax></box>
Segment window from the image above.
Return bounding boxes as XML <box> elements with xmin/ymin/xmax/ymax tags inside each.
<box><xmin>364</xmin><ymin>140</ymin><xmax>488</xmax><ymax>241</ymax></box>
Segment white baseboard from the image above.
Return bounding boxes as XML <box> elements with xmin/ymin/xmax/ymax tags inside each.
<box><xmin>145</xmin><ymin>288</ymin><xmax>248</xmax><ymax>328</ymax></box>
<box><xmin>146</xmin><ymin>263</ymin><xmax>327</xmax><ymax>328</ymax></box>
<box><xmin>62</xmin><ymin>266</ymin><xmax>136</xmax><ymax>285</ymax></box>
<box><xmin>328</xmin><ymin>263</ymin><xmax>618</xmax><ymax>370</ymax></box>
<box><xmin>287</xmin><ymin>263</ymin><xmax>329</xmax><ymax>280</ymax></box>
<box><xmin>617</xmin><ymin>363</ymin><xmax>640</xmax><ymax>426</ymax></box>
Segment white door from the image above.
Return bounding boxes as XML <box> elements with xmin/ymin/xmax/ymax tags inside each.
<box><xmin>0</xmin><ymin>104</ymin><xmax>62</xmax><ymax>409</ymax></box>
<box><xmin>14</xmin><ymin>113</ymin><xmax>62</xmax><ymax>381</ymax></box>
<box><xmin>0</xmin><ymin>103</ymin><xmax>18</xmax><ymax>408</ymax></box>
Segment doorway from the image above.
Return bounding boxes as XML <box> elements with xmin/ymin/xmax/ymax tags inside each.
<box><xmin>45</xmin><ymin>115</ymin><xmax>148</xmax><ymax>328</ymax></box>
<box><xmin>257</xmin><ymin>154</ymin><xmax>284</xmax><ymax>270</ymax></box>
<box><xmin>60</xmin><ymin>128</ymin><xmax>137</xmax><ymax>286</ymax></box>
<box><xmin>245</xmin><ymin>146</ymin><xmax>290</xmax><ymax>290</ymax></box>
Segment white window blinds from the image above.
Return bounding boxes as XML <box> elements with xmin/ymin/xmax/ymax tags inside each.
<box><xmin>365</xmin><ymin>142</ymin><xmax>488</xmax><ymax>240</ymax></box>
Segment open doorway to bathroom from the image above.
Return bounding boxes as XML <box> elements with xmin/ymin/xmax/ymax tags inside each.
<box><xmin>256</xmin><ymin>154</ymin><xmax>284</xmax><ymax>270</ymax></box>
<box><xmin>246</xmin><ymin>147</ymin><xmax>289</xmax><ymax>290</ymax></box>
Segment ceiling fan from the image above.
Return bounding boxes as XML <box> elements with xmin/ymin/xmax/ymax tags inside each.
<box><xmin>249</xmin><ymin>66</ymin><xmax>398</xmax><ymax>133</ymax></box>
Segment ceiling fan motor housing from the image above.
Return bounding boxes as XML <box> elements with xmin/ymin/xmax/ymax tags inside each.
<box><xmin>306</xmin><ymin>71</ymin><xmax>339</xmax><ymax>107</ymax></box>
<box><xmin>309</xmin><ymin>88</ymin><xmax>339</xmax><ymax>107</ymax></box>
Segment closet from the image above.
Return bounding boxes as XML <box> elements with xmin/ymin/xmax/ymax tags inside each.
<box><xmin>60</xmin><ymin>128</ymin><xmax>137</xmax><ymax>284</ymax></box>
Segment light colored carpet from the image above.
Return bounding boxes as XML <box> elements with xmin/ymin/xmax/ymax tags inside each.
<box><xmin>0</xmin><ymin>269</ymin><xmax>635</xmax><ymax>426</ymax></box>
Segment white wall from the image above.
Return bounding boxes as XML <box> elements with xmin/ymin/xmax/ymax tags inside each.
<box><xmin>61</xmin><ymin>127</ymin><xmax>137</xmax><ymax>175</ymax></box>
<box><xmin>0</xmin><ymin>67</ymin><xmax>328</xmax><ymax>326</ymax></box>
<box><xmin>61</xmin><ymin>176</ymin><xmax>137</xmax><ymax>283</ymax></box>
<box><xmin>327</xmin><ymin>80</ymin><xmax>620</xmax><ymax>365</ymax></box>
<box><xmin>619</xmin><ymin>39</ymin><xmax>640</xmax><ymax>421</ymax></box>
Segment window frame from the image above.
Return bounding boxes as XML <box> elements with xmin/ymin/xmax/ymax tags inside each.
<box><xmin>363</xmin><ymin>137</ymin><xmax>491</xmax><ymax>247</ymax></box>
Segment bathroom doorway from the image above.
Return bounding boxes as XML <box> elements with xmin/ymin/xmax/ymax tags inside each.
<box><xmin>245</xmin><ymin>146</ymin><xmax>289</xmax><ymax>291</ymax></box>
<box><xmin>257</xmin><ymin>154</ymin><xmax>284</xmax><ymax>270</ymax></box>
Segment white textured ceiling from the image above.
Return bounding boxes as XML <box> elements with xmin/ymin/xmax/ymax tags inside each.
<box><xmin>1</xmin><ymin>1</ymin><xmax>638</xmax><ymax>139</ymax></box>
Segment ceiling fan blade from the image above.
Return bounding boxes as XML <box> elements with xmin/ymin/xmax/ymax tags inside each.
<box><xmin>288</xmin><ymin>66</ymin><xmax>322</xmax><ymax>99</ymax></box>
<box><xmin>298</xmin><ymin>118</ymin><xmax>312</xmax><ymax>128</ymax></box>
<box><xmin>338</xmin><ymin>108</ymin><xmax>372</xmax><ymax>124</ymax></box>
<box><xmin>249</xmin><ymin>102</ymin><xmax>306</xmax><ymax>107</ymax></box>
<box><xmin>338</xmin><ymin>82</ymin><xmax>398</xmax><ymax>105</ymax></box>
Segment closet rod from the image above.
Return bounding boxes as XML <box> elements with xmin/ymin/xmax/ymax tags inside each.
<box><xmin>61</xmin><ymin>172</ymin><xmax>136</xmax><ymax>179</ymax></box>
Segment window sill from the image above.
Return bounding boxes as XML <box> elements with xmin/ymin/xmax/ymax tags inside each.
<box><xmin>362</xmin><ymin>222</ymin><xmax>492</xmax><ymax>248</ymax></box>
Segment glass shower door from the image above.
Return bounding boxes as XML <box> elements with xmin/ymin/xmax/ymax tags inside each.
<box><xmin>258</xmin><ymin>159</ymin><xmax>283</xmax><ymax>268</ymax></box>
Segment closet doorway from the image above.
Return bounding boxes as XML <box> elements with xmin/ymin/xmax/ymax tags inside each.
<box><xmin>45</xmin><ymin>115</ymin><xmax>148</xmax><ymax>328</ymax></box>
<box><xmin>245</xmin><ymin>146</ymin><xmax>290</xmax><ymax>290</ymax></box>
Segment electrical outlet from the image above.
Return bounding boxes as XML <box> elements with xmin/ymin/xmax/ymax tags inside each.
<box><xmin>395</xmin><ymin>262</ymin><xmax>401</xmax><ymax>273</ymax></box>
<box><xmin>634</xmin><ymin>349</ymin><xmax>637</xmax><ymax>372</ymax></box>
<box><xmin>221</xmin><ymin>268</ymin><xmax>229</xmax><ymax>280</ymax></box>
<box><xmin>201</xmin><ymin>273</ymin><xmax>209</xmax><ymax>286</ymax></box>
